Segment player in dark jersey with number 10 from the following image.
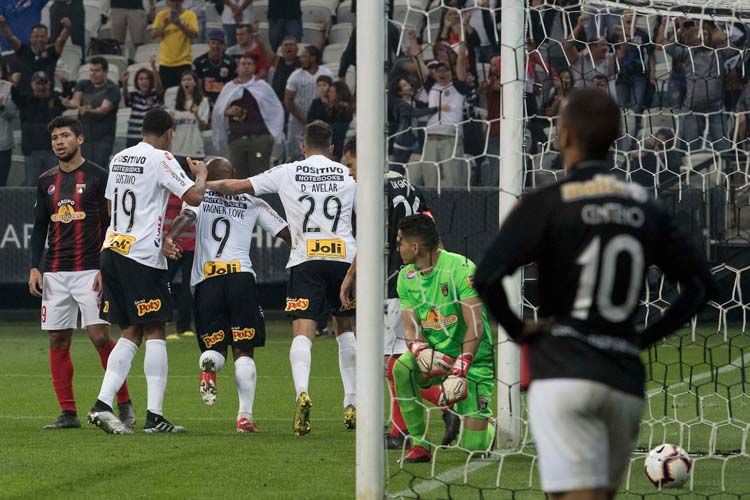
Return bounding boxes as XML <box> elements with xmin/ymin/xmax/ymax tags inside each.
<box><xmin>29</xmin><ymin>117</ymin><xmax>133</xmax><ymax>430</ymax></box>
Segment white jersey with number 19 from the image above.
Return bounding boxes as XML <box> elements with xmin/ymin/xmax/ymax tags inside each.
<box><xmin>184</xmin><ymin>191</ymin><xmax>288</xmax><ymax>286</ymax></box>
<box><xmin>250</xmin><ymin>154</ymin><xmax>356</xmax><ymax>268</ymax></box>
<box><xmin>102</xmin><ymin>142</ymin><xmax>195</xmax><ymax>270</ymax></box>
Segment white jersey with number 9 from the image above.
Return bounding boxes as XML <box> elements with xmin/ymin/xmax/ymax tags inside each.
<box><xmin>250</xmin><ymin>154</ymin><xmax>356</xmax><ymax>268</ymax></box>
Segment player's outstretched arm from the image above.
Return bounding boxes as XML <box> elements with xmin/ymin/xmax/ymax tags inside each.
<box><xmin>206</xmin><ymin>178</ymin><xmax>255</xmax><ymax>196</ymax></box>
<box><xmin>163</xmin><ymin>209</ymin><xmax>197</xmax><ymax>260</ymax></box>
<box><xmin>182</xmin><ymin>157</ymin><xmax>208</xmax><ymax>206</ymax></box>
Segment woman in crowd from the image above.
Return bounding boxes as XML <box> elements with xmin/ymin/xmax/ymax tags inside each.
<box><xmin>121</xmin><ymin>57</ymin><xmax>164</xmax><ymax>148</ymax></box>
<box><xmin>165</xmin><ymin>70</ymin><xmax>210</xmax><ymax>167</ymax></box>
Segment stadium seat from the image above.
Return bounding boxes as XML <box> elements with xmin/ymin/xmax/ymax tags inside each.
<box><xmin>337</xmin><ymin>1</ymin><xmax>354</xmax><ymax>24</ymax></box>
<box><xmin>301</xmin><ymin>22</ymin><xmax>325</xmax><ymax>45</ymax></box>
<box><xmin>77</xmin><ymin>63</ymin><xmax>120</xmax><ymax>83</ymax></box>
<box><xmin>300</xmin><ymin>0</ymin><xmax>334</xmax><ymax>25</ymax></box>
<box><xmin>252</xmin><ymin>0</ymin><xmax>269</xmax><ymax>21</ymax></box>
<box><xmin>392</xmin><ymin>0</ymin><xmax>428</xmax><ymax>31</ymax></box>
<box><xmin>257</xmin><ymin>22</ymin><xmax>270</xmax><ymax>46</ymax></box>
<box><xmin>205</xmin><ymin>2</ymin><xmax>220</xmax><ymax>22</ymax></box>
<box><xmin>134</xmin><ymin>43</ymin><xmax>161</xmax><ymax>64</ymax></box>
<box><xmin>163</xmin><ymin>86</ymin><xmax>179</xmax><ymax>109</ymax></box>
<box><xmin>59</xmin><ymin>44</ymin><xmax>83</xmax><ymax>75</ymax></box>
<box><xmin>116</xmin><ymin>108</ymin><xmax>131</xmax><ymax>137</ymax></box>
<box><xmin>83</xmin><ymin>3</ymin><xmax>103</xmax><ymax>36</ymax></box>
<box><xmin>192</xmin><ymin>43</ymin><xmax>210</xmax><ymax>60</ymax></box>
<box><xmin>328</xmin><ymin>23</ymin><xmax>352</xmax><ymax>45</ymax></box>
<box><xmin>322</xmin><ymin>43</ymin><xmax>346</xmax><ymax>65</ymax></box>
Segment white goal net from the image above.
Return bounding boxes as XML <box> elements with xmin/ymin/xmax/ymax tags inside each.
<box><xmin>381</xmin><ymin>0</ymin><xmax>750</xmax><ymax>497</ymax></box>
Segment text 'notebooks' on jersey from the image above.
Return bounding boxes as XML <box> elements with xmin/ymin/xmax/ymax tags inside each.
<box><xmin>251</xmin><ymin>155</ymin><xmax>356</xmax><ymax>268</ymax></box>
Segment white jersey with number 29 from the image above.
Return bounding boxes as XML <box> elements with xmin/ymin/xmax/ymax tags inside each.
<box><xmin>184</xmin><ymin>191</ymin><xmax>288</xmax><ymax>286</ymax></box>
<box><xmin>103</xmin><ymin>142</ymin><xmax>195</xmax><ymax>270</ymax></box>
<box><xmin>250</xmin><ymin>154</ymin><xmax>356</xmax><ymax>268</ymax></box>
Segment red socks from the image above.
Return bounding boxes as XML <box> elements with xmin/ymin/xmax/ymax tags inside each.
<box><xmin>386</xmin><ymin>355</ymin><xmax>407</xmax><ymax>437</ymax></box>
<box><xmin>50</xmin><ymin>348</ymin><xmax>75</xmax><ymax>413</ymax></box>
<box><xmin>96</xmin><ymin>340</ymin><xmax>132</xmax><ymax>405</ymax></box>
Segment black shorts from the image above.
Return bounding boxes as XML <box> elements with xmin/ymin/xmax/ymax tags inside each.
<box><xmin>193</xmin><ymin>272</ymin><xmax>266</xmax><ymax>353</ymax></box>
<box><xmin>285</xmin><ymin>260</ymin><xmax>355</xmax><ymax>321</ymax></box>
<box><xmin>99</xmin><ymin>249</ymin><xmax>172</xmax><ymax>328</ymax></box>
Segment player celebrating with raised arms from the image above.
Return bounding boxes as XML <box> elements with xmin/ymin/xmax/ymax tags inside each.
<box><xmin>88</xmin><ymin>109</ymin><xmax>208</xmax><ymax>434</ymax></box>
<box><xmin>29</xmin><ymin>116</ymin><xmax>133</xmax><ymax>430</ymax></box>
<box><xmin>476</xmin><ymin>89</ymin><xmax>715</xmax><ymax>500</ymax></box>
<box><xmin>162</xmin><ymin>157</ymin><xmax>291</xmax><ymax>433</ymax></box>
<box><xmin>207</xmin><ymin>120</ymin><xmax>357</xmax><ymax>436</ymax></box>
<box><xmin>393</xmin><ymin>214</ymin><xmax>495</xmax><ymax>463</ymax></box>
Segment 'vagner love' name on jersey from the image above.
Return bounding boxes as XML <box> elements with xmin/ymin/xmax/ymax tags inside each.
<box><xmin>183</xmin><ymin>191</ymin><xmax>288</xmax><ymax>286</ymax></box>
<box><xmin>250</xmin><ymin>154</ymin><xmax>356</xmax><ymax>268</ymax></box>
<box><xmin>102</xmin><ymin>142</ymin><xmax>195</xmax><ymax>269</ymax></box>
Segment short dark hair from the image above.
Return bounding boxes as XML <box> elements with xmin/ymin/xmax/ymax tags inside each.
<box><xmin>236</xmin><ymin>23</ymin><xmax>250</xmax><ymax>32</ymax></box>
<box><xmin>89</xmin><ymin>56</ymin><xmax>109</xmax><ymax>72</ymax></box>
<box><xmin>398</xmin><ymin>214</ymin><xmax>440</xmax><ymax>251</ymax></box>
<box><xmin>316</xmin><ymin>74</ymin><xmax>333</xmax><ymax>86</ymax></box>
<box><xmin>48</xmin><ymin>116</ymin><xmax>82</xmax><ymax>136</ymax></box>
<box><xmin>31</xmin><ymin>24</ymin><xmax>48</xmax><ymax>33</ymax></box>
<box><xmin>142</xmin><ymin>109</ymin><xmax>174</xmax><ymax>136</ymax></box>
<box><xmin>343</xmin><ymin>136</ymin><xmax>356</xmax><ymax>157</ymax></box>
<box><xmin>559</xmin><ymin>88</ymin><xmax>620</xmax><ymax>161</ymax></box>
<box><xmin>304</xmin><ymin>120</ymin><xmax>333</xmax><ymax>150</ymax></box>
<box><xmin>305</xmin><ymin>45</ymin><xmax>321</xmax><ymax>64</ymax></box>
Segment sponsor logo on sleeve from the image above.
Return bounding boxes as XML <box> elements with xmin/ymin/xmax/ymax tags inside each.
<box><xmin>232</xmin><ymin>328</ymin><xmax>256</xmax><ymax>342</ymax></box>
<box><xmin>203</xmin><ymin>329</ymin><xmax>225</xmax><ymax>348</ymax></box>
<box><xmin>135</xmin><ymin>299</ymin><xmax>162</xmax><ymax>317</ymax></box>
<box><xmin>285</xmin><ymin>298</ymin><xmax>310</xmax><ymax>312</ymax></box>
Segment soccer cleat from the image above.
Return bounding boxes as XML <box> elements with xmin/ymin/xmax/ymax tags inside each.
<box><xmin>117</xmin><ymin>401</ymin><xmax>136</xmax><ymax>431</ymax></box>
<box><xmin>199</xmin><ymin>357</ymin><xmax>218</xmax><ymax>406</ymax></box>
<box><xmin>88</xmin><ymin>407</ymin><xmax>132</xmax><ymax>434</ymax></box>
<box><xmin>384</xmin><ymin>432</ymin><xmax>410</xmax><ymax>450</ymax></box>
<box><xmin>292</xmin><ymin>392</ymin><xmax>312</xmax><ymax>436</ymax></box>
<box><xmin>343</xmin><ymin>405</ymin><xmax>356</xmax><ymax>430</ymax></box>
<box><xmin>43</xmin><ymin>412</ymin><xmax>81</xmax><ymax>429</ymax></box>
<box><xmin>166</xmin><ymin>333</ymin><xmax>180</xmax><ymax>341</ymax></box>
<box><xmin>441</xmin><ymin>410</ymin><xmax>461</xmax><ymax>446</ymax></box>
<box><xmin>143</xmin><ymin>411</ymin><xmax>186</xmax><ymax>433</ymax></box>
<box><xmin>236</xmin><ymin>418</ymin><xmax>259</xmax><ymax>433</ymax></box>
<box><xmin>181</xmin><ymin>331</ymin><xmax>195</xmax><ymax>338</ymax></box>
<box><xmin>399</xmin><ymin>445</ymin><xmax>432</xmax><ymax>464</ymax></box>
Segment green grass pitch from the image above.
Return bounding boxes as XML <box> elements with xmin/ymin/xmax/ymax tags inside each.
<box><xmin>1</xmin><ymin>322</ymin><xmax>748</xmax><ymax>499</ymax></box>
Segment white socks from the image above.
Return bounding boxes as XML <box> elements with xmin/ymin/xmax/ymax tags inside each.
<box><xmin>289</xmin><ymin>335</ymin><xmax>312</xmax><ymax>398</ymax></box>
<box><xmin>144</xmin><ymin>339</ymin><xmax>168</xmax><ymax>416</ymax></box>
<box><xmin>97</xmin><ymin>337</ymin><xmax>137</xmax><ymax>408</ymax></box>
<box><xmin>336</xmin><ymin>332</ymin><xmax>357</xmax><ymax>408</ymax></box>
<box><xmin>234</xmin><ymin>356</ymin><xmax>257</xmax><ymax>420</ymax></box>
<box><xmin>199</xmin><ymin>350</ymin><xmax>226</xmax><ymax>373</ymax></box>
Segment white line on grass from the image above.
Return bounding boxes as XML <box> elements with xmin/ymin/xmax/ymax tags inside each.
<box><xmin>391</xmin><ymin>352</ymin><xmax>749</xmax><ymax>498</ymax></box>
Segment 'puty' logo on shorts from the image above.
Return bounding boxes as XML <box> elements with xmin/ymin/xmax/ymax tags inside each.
<box><xmin>285</xmin><ymin>298</ymin><xmax>310</xmax><ymax>312</ymax></box>
<box><xmin>203</xmin><ymin>329</ymin><xmax>225</xmax><ymax>348</ymax></box>
<box><xmin>135</xmin><ymin>299</ymin><xmax>162</xmax><ymax>316</ymax></box>
<box><xmin>232</xmin><ymin>328</ymin><xmax>255</xmax><ymax>341</ymax></box>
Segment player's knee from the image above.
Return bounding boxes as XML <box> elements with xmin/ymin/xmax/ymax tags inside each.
<box><xmin>87</xmin><ymin>326</ymin><xmax>111</xmax><ymax>347</ymax></box>
<box><xmin>48</xmin><ymin>331</ymin><xmax>72</xmax><ymax>349</ymax></box>
<box><xmin>392</xmin><ymin>353</ymin><xmax>415</xmax><ymax>381</ymax></box>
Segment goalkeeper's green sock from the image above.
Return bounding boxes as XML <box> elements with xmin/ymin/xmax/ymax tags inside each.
<box><xmin>392</xmin><ymin>353</ymin><xmax>428</xmax><ymax>448</ymax></box>
<box><xmin>459</xmin><ymin>421</ymin><xmax>494</xmax><ymax>451</ymax></box>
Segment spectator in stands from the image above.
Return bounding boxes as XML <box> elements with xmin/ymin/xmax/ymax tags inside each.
<box><xmin>480</xmin><ymin>55</ymin><xmax>501</xmax><ymax>187</ymax></box>
<box><xmin>0</xmin><ymin>16</ymin><xmax>71</xmax><ymax>95</ymax></box>
<box><xmin>389</xmin><ymin>78</ymin><xmax>443</xmax><ymax>174</ymax></box>
<box><xmin>121</xmin><ymin>57</ymin><xmax>164</xmax><ymax>148</ymax></box>
<box><xmin>152</xmin><ymin>0</ymin><xmax>199</xmax><ymax>90</ymax></box>
<box><xmin>11</xmin><ymin>71</ymin><xmax>63</xmax><ymax>185</ymax></box>
<box><xmin>226</xmin><ymin>22</ymin><xmax>274</xmax><ymax>79</ymax></box>
<box><xmin>165</xmin><ymin>70</ymin><xmax>210</xmax><ymax>167</ymax></box>
<box><xmin>412</xmin><ymin>47</ymin><xmax>469</xmax><ymax>188</ymax></box>
<box><xmin>306</xmin><ymin>75</ymin><xmax>333</xmax><ymax>123</ymax></box>
<box><xmin>592</xmin><ymin>74</ymin><xmax>610</xmax><ymax>94</ymax></box>
<box><xmin>616</xmin><ymin>12</ymin><xmax>655</xmax><ymax>116</ymax></box>
<box><xmin>271</xmin><ymin>36</ymin><xmax>301</xmax><ymax>102</ymax></box>
<box><xmin>111</xmin><ymin>0</ymin><xmax>155</xmax><ymax>48</ymax></box>
<box><xmin>0</xmin><ymin>0</ymin><xmax>45</xmax><ymax>53</ymax></box>
<box><xmin>564</xmin><ymin>15</ymin><xmax>627</xmax><ymax>96</ymax></box>
<box><xmin>307</xmin><ymin>80</ymin><xmax>353</xmax><ymax>160</ymax></box>
<box><xmin>193</xmin><ymin>28</ymin><xmax>236</xmax><ymax>108</ymax></box>
<box><xmin>284</xmin><ymin>45</ymin><xmax>334</xmax><ymax>161</ymax></box>
<box><xmin>50</xmin><ymin>0</ymin><xmax>84</xmax><ymax>61</ymax></box>
<box><xmin>164</xmin><ymin>192</ymin><xmax>196</xmax><ymax>340</ymax></box>
<box><xmin>221</xmin><ymin>0</ymin><xmax>253</xmax><ymax>48</ymax></box>
<box><xmin>657</xmin><ymin>18</ymin><xmax>732</xmax><ymax>152</ymax></box>
<box><xmin>544</xmin><ymin>68</ymin><xmax>574</xmax><ymax>117</ymax></box>
<box><xmin>735</xmin><ymin>77</ymin><xmax>750</xmax><ymax>150</ymax></box>
<box><xmin>628</xmin><ymin>128</ymin><xmax>682</xmax><ymax>187</ymax></box>
<box><xmin>0</xmin><ymin>81</ymin><xmax>17</xmax><ymax>186</ymax></box>
<box><xmin>267</xmin><ymin>0</ymin><xmax>302</xmax><ymax>52</ymax></box>
<box><xmin>437</xmin><ymin>5</ymin><xmax>481</xmax><ymax>79</ymax></box>
<box><xmin>61</xmin><ymin>57</ymin><xmax>121</xmax><ymax>168</ymax></box>
<box><xmin>212</xmin><ymin>54</ymin><xmax>284</xmax><ymax>177</ymax></box>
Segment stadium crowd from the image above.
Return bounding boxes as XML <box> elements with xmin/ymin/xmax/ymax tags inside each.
<box><xmin>0</xmin><ymin>0</ymin><xmax>748</xmax><ymax>190</ymax></box>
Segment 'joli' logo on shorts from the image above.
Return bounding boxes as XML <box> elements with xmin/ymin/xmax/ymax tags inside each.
<box><xmin>232</xmin><ymin>328</ymin><xmax>255</xmax><ymax>341</ymax></box>
<box><xmin>306</xmin><ymin>239</ymin><xmax>345</xmax><ymax>258</ymax></box>
<box><xmin>136</xmin><ymin>299</ymin><xmax>162</xmax><ymax>317</ymax></box>
<box><xmin>203</xmin><ymin>329</ymin><xmax>225</xmax><ymax>348</ymax></box>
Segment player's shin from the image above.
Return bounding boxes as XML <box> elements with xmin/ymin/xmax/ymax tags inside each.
<box><xmin>386</xmin><ymin>355</ymin><xmax>407</xmax><ymax>436</ymax></box>
<box><xmin>95</xmin><ymin>340</ymin><xmax>131</xmax><ymax>405</ymax></box>
<box><xmin>96</xmin><ymin>337</ymin><xmax>138</xmax><ymax>408</ymax></box>
<box><xmin>289</xmin><ymin>335</ymin><xmax>312</xmax><ymax>397</ymax></box>
<box><xmin>459</xmin><ymin>420</ymin><xmax>494</xmax><ymax>452</ymax></box>
<box><xmin>393</xmin><ymin>354</ymin><xmax>429</xmax><ymax>448</ymax></box>
<box><xmin>234</xmin><ymin>356</ymin><xmax>256</xmax><ymax>421</ymax></box>
<box><xmin>50</xmin><ymin>347</ymin><xmax>76</xmax><ymax>412</ymax></box>
<box><xmin>336</xmin><ymin>331</ymin><xmax>356</xmax><ymax>408</ymax></box>
<box><xmin>144</xmin><ymin>339</ymin><xmax>168</xmax><ymax>416</ymax></box>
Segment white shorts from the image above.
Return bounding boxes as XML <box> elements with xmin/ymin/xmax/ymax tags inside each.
<box><xmin>41</xmin><ymin>270</ymin><xmax>109</xmax><ymax>330</ymax></box>
<box><xmin>528</xmin><ymin>378</ymin><xmax>644</xmax><ymax>493</ymax></box>
<box><xmin>384</xmin><ymin>298</ymin><xmax>407</xmax><ymax>356</ymax></box>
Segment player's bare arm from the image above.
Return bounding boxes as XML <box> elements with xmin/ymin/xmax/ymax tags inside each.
<box><xmin>339</xmin><ymin>255</ymin><xmax>357</xmax><ymax>307</ymax></box>
<box><xmin>182</xmin><ymin>157</ymin><xmax>208</xmax><ymax>206</ymax></box>
<box><xmin>28</xmin><ymin>268</ymin><xmax>43</xmax><ymax>297</ymax></box>
<box><xmin>206</xmin><ymin>178</ymin><xmax>255</xmax><ymax>196</ymax></box>
<box><xmin>163</xmin><ymin>209</ymin><xmax>197</xmax><ymax>260</ymax></box>
<box><xmin>275</xmin><ymin>226</ymin><xmax>292</xmax><ymax>246</ymax></box>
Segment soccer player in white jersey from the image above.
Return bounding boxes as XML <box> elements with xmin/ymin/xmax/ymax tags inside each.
<box><xmin>162</xmin><ymin>157</ymin><xmax>291</xmax><ymax>433</ymax></box>
<box><xmin>88</xmin><ymin>109</ymin><xmax>208</xmax><ymax>434</ymax></box>
<box><xmin>208</xmin><ymin>120</ymin><xmax>357</xmax><ymax>436</ymax></box>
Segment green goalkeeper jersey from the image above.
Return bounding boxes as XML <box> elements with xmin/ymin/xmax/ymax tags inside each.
<box><xmin>397</xmin><ymin>250</ymin><xmax>494</xmax><ymax>366</ymax></box>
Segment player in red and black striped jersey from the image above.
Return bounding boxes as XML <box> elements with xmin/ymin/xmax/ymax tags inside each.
<box><xmin>28</xmin><ymin>117</ymin><xmax>133</xmax><ymax>431</ymax></box>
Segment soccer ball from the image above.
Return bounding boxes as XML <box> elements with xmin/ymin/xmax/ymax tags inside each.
<box><xmin>644</xmin><ymin>444</ymin><xmax>692</xmax><ymax>488</ymax></box>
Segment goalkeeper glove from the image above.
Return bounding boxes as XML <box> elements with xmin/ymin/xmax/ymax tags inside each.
<box><xmin>451</xmin><ymin>352</ymin><xmax>474</xmax><ymax>378</ymax></box>
<box><xmin>408</xmin><ymin>341</ymin><xmax>453</xmax><ymax>377</ymax></box>
<box><xmin>439</xmin><ymin>375</ymin><xmax>468</xmax><ymax>405</ymax></box>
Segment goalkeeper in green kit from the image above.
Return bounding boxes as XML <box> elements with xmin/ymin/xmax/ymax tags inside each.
<box><xmin>393</xmin><ymin>214</ymin><xmax>495</xmax><ymax>463</ymax></box>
